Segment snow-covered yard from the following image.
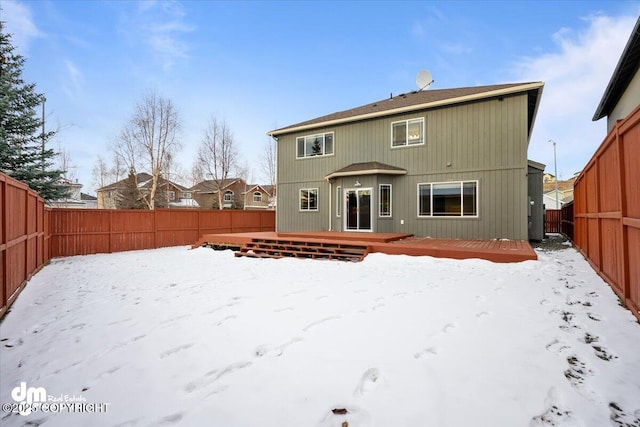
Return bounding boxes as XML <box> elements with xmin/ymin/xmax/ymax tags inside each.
<box><xmin>1</xmin><ymin>240</ymin><xmax>639</xmax><ymax>427</ymax></box>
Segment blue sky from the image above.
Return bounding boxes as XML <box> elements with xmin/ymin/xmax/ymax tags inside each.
<box><xmin>3</xmin><ymin>0</ymin><xmax>639</xmax><ymax>193</ymax></box>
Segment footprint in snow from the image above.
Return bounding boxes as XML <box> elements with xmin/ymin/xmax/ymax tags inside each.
<box><xmin>592</xmin><ymin>344</ymin><xmax>618</xmax><ymax>361</ymax></box>
<box><xmin>442</xmin><ymin>322</ymin><xmax>457</xmax><ymax>333</ymax></box>
<box><xmin>414</xmin><ymin>347</ymin><xmax>439</xmax><ymax>359</ymax></box>
<box><xmin>2</xmin><ymin>338</ymin><xmax>23</xmax><ymax>348</ymax></box>
<box><xmin>530</xmin><ymin>387</ymin><xmax>577</xmax><ymax>427</ymax></box>
<box><xmin>475</xmin><ymin>311</ymin><xmax>490</xmax><ymax>318</ymax></box>
<box><xmin>160</xmin><ymin>343</ymin><xmax>194</xmax><ymax>359</ymax></box>
<box><xmin>609</xmin><ymin>402</ymin><xmax>640</xmax><ymax>426</ymax></box>
<box><xmin>303</xmin><ymin>316</ymin><xmax>342</xmax><ymax>332</ymax></box>
<box><xmin>353</xmin><ymin>368</ymin><xmax>381</xmax><ymax>397</ymax></box>
<box><xmin>564</xmin><ymin>355</ymin><xmax>599</xmax><ymax>401</ymax></box>
<box><xmin>184</xmin><ymin>361</ymin><xmax>252</xmax><ymax>393</ymax></box>
<box><xmin>156</xmin><ymin>412</ymin><xmax>183</xmax><ymax>425</ymax></box>
<box><xmin>371</xmin><ymin>303</ymin><xmax>385</xmax><ymax>311</ymax></box>
<box><xmin>255</xmin><ymin>337</ymin><xmax>303</xmax><ymax>358</ymax></box>
<box><xmin>545</xmin><ymin>339</ymin><xmax>571</xmax><ymax>356</ymax></box>
<box><xmin>587</xmin><ymin>312</ymin><xmax>602</xmax><ymax>322</ymax></box>
<box><xmin>216</xmin><ymin>315</ymin><xmax>237</xmax><ymax>326</ymax></box>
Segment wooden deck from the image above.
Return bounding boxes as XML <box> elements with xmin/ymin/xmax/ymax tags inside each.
<box><xmin>193</xmin><ymin>231</ymin><xmax>537</xmax><ymax>263</ymax></box>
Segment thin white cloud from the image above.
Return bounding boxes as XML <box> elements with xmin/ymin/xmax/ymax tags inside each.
<box><xmin>126</xmin><ymin>0</ymin><xmax>195</xmax><ymax>70</ymax></box>
<box><xmin>511</xmin><ymin>14</ymin><xmax>638</xmax><ymax>178</ymax></box>
<box><xmin>61</xmin><ymin>59</ymin><xmax>84</xmax><ymax>100</ymax></box>
<box><xmin>2</xmin><ymin>0</ymin><xmax>43</xmax><ymax>54</ymax></box>
<box><xmin>440</xmin><ymin>42</ymin><xmax>472</xmax><ymax>55</ymax></box>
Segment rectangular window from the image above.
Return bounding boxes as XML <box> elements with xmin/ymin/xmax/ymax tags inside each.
<box><xmin>336</xmin><ymin>186</ymin><xmax>341</xmax><ymax>217</ymax></box>
<box><xmin>296</xmin><ymin>133</ymin><xmax>334</xmax><ymax>158</ymax></box>
<box><xmin>418</xmin><ymin>181</ymin><xmax>478</xmax><ymax>217</ymax></box>
<box><xmin>379</xmin><ymin>184</ymin><xmax>391</xmax><ymax>217</ymax></box>
<box><xmin>299</xmin><ymin>188</ymin><xmax>318</xmax><ymax>211</ymax></box>
<box><xmin>392</xmin><ymin>118</ymin><xmax>424</xmax><ymax>147</ymax></box>
<box><xmin>181</xmin><ymin>192</ymin><xmax>191</xmax><ymax>199</ymax></box>
<box><xmin>253</xmin><ymin>192</ymin><xmax>262</xmax><ymax>202</ymax></box>
<box><xmin>167</xmin><ymin>191</ymin><xmax>175</xmax><ymax>201</ymax></box>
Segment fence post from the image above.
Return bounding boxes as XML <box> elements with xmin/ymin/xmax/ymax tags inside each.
<box><xmin>1</xmin><ymin>176</ymin><xmax>6</xmax><ymax>312</ymax></box>
<box><xmin>616</xmin><ymin>122</ymin><xmax>631</xmax><ymax>302</ymax></box>
<box><xmin>153</xmin><ymin>209</ymin><xmax>158</xmax><ymax>249</ymax></box>
<box><xmin>108</xmin><ymin>209</ymin><xmax>113</xmax><ymax>254</ymax></box>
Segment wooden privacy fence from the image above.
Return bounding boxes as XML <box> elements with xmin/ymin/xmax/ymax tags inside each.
<box><xmin>545</xmin><ymin>209</ymin><xmax>561</xmax><ymax>233</ymax></box>
<box><xmin>50</xmin><ymin>208</ymin><xmax>275</xmax><ymax>258</ymax></box>
<box><xmin>1</xmin><ymin>173</ymin><xmax>50</xmax><ymax>317</ymax></box>
<box><xmin>1</xmin><ymin>171</ymin><xmax>275</xmax><ymax>317</ymax></box>
<box><xmin>573</xmin><ymin>104</ymin><xmax>640</xmax><ymax>321</ymax></box>
<box><xmin>561</xmin><ymin>202</ymin><xmax>574</xmax><ymax>241</ymax></box>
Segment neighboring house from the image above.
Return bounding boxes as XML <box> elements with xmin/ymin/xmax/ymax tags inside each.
<box><xmin>81</xmin><ymin>193</ymin><xmax>98</xmax><ymax>209</ymax></box>
<box><xmin>593</xmin><ymin>16</ymin><xmax>640</xmax><ymax>130</ymax></box>
<box><xmin>543</xmin><ymin>189</ymin><xmax>574</xmax><ymax>210</ymax></box>
<box><xmin>243</xmin><ymin>184</ymin><xmax>275</xmax><ymax>210</ymax></box>
<box><xmin>49</xmin><ymin>178</ymin><xmax>97</xmax><ymax>209</ymax></box>
<box><xmin>268</xmin><ymin>82</ymin><xmax>545</xmax><ymax>240</ymax></box>
<box><xmin>97</xmin><ymin>173</ymin><xmax>196</xmax><ymax>209</ymax></box>
<box><xmin>190</xmin><ymin>178</ymin><xmax>248</xmax><ymax>209</ymax></box>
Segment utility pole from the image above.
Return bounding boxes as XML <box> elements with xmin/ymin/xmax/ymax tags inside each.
<box><xmin>41</xmin><ymin>96</ymin><xmax>46</xmax><ymax>172</ymax></box>
<box><xmin>549</xmin><ymin>139</ymin><xmax>559</xmax><ymax>209</ymax></box>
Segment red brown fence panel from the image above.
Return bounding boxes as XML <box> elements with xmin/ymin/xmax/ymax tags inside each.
<box><xmin>573</xmin><ymin>104</ymin><xmax>640</xmax><ymax>321</ymax></box>
<box><xmin>1</xmin><ymin>173</ymin><xmax>49</xmax><ymax>317</ymax></box>
<box><xmin>49</xmin><ymin>208</ymin><xmax>275</xmax><ymax>258</ymax></box>
<box><xmin>561</xmin><ymin>201</ymin><xmax>574</xmax><ymax>241</ymax></box>
<box><xmin>545</xmin><ymin>209</ymin><xmax>561</xmax><ymax>233</ymax></box>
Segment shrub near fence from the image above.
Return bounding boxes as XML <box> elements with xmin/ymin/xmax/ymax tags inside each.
<box><xmin>573</xmin><ymin>104</ymin><xmax>640</xmax><ymax>321</ymax></box>
<box><xmin>50</xmin><ymin>208</ymin><xmax>275</xmax><ymax>258</ymax></box>
<box><xmin>1</xmin><ymin>173</ymin><xmax>49</xmax><ymax>317</ymax></box>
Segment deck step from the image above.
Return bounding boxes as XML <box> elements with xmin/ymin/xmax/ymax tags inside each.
<box><xmin>234</xmin><ymin>238</ymin><xmax>369</xmax><ymax>262</ymax></box>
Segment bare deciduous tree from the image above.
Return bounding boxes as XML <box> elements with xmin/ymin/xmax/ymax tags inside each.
<box><xmin>112</xmin><ymin>91</ymin><xmax>181</xmax><ymax>209</ymax></box>
<box><xmin>195</xmin><ymin>116</ymin><xmax>239</xmax><ymax>210</ymax></box>
<box><xmin>56</xmin><ymin>143</ymin><xmax>76</xmax><ymax>181</ymax></box>
<box><xmin>91</xmin><ymin>154</ymin><xmax>111</xmax><ymax>192</ymax></box>
<box><xmin>260</xmin><ymin>136</ymin><xmax>276</xmax><ymax>187</ymax></box>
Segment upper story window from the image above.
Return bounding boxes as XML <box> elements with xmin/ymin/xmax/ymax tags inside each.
<box><xmin>181</xmin><ymin>192</ymin><xmax>191</xmax><ymax>199</ymax></box>
<box><xmin>296</xmin><ymin>132</ymin><xmax>334</xmax><ymax>158</ymax></box>
<box><xmin>167</xmin><ymin>191</ymin><xmax>176</xmax><ymax>201</ymax></box>
<box><xmin>392</xmin><ymin>118</ymin><xmax>424</xmax><ymax>147</ymax></box>
<box><xmin>224</xmin><ymin>191</ymin><xmax>234</xmax><ymax>202</ymax></box>
<box><xmin>253</xmin><ymin>192</ymin><xmax>262</xmax><ymax>202</ymax></box>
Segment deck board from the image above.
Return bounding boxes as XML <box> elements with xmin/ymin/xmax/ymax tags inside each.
<box><xmin>194</xmin><ymin>231</ymin><xmax>537</xmax><ymax>263</ymax></box>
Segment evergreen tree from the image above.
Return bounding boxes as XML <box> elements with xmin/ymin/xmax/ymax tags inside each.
<box><xmin>0</xmin><ymin>22</ymin><xmax>67</xmax><ymax>201</ymax></box>
<box><xmin>115</xmin><ymin>170</ymin><xmax>146</xmax><ymax>209</ymax></box>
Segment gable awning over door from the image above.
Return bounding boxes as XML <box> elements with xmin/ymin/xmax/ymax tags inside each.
<box><xmin>325</xmin><ymin>161</ymin><xmax>407</xmax><ymax>180</ymax></box>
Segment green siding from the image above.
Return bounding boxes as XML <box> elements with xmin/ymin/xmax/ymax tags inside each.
<box><xmin>277</xmin><ymin>93</ymin><xmax>532</xmax><ymax>239</ymax></box>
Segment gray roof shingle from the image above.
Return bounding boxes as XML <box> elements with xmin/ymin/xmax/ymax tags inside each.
<box><xmin>270</xmin><ymin>82</ymin><xmax>543</xmax><ymax>136</ymax></box>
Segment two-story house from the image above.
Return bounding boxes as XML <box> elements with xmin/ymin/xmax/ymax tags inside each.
<box><xmin>191</xmin><ymin>179</ymin><xmax>275</xmax><ymax>210</ymax></box>
<box><xmin>97</xmin><ymin>173</ymin><xmax>195</xmax><ymax>209</ymax></box>
<box><xmin>268</xmin><ymin>82</ymin><xmax>544</xmax><ymax>240</ymax></box>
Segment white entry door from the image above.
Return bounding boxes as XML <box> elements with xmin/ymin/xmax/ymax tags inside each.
<box><xmin>345</xmin><ymin>188</ymin><xmax>372</xmax><ymax>231</ymax></box>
